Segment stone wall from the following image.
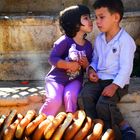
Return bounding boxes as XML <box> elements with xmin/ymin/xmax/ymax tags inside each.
<box><xmin>0</xmin><ymin>0</ymin><xmax>140</xmax><ymax>80</ymax></box>
<box><xmin>0</xmin><ymin>15</ymin><xmax>61</xmax><ymax>80</ymax></box>
<box><xmin>0</xmin><ymin>0</ymin><xmax>140</xmax><ymax>14</ymax></box>
<box><xmin>0</xmin><ymin>12</ymin><xmax>140</xmax><ymax>80</ymax></box>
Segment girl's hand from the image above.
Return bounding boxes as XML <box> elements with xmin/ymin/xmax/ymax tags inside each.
<box><xmin>79</xmin><ymin>56</ymin><xmax>89</xmax><ymax>69</ymax></box>
<box><xmin>66</xmin><ymin>61</ymin><xmax>81</xmax><ymax>73</ymax></box>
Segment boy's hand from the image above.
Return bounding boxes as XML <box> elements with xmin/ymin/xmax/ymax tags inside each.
<box><xmin>79</xmin><ymin>56</ymin><xmax>89</xmax><ymax>69</ymax></box>
<box><xmin>88</xmin><ymin>67</ymin><xmax>99</xmax><ymax>82</ymax></box>
<box><xmin>102</xmin><ymin>83</ymin><xmax>119</xmax><ymax>97</ymax></box>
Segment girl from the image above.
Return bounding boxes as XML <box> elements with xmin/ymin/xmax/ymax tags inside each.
<box><xmin>39</xmin><ymin>4</ymin><xmax>93</xmax><ymax>116</ymax></box>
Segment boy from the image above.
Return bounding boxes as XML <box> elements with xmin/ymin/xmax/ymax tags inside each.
<box><xmin>78</xmin><ymin>0</ymin><xmax>136</xmax><ymax>139</ymax></box>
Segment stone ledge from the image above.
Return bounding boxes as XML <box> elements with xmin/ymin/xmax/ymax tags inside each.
<box><xmin>118</xmin><ymin>93</ymin><xmax>140</xmax><ymax>140</ymax></box>
<box><xmin>0</xmin><ymin>95</ymin><xmax>45</xmax><ymax>116</ymax></box>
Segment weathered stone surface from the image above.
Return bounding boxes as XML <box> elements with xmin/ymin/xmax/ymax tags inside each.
<box><xmin>0</xmin><ymin>0</ymin><xmax>139</xmax><ymax>13</ymax></box>
<box><xmin>0</xmin><ymin>12</ymin><xmax>139</xmax><ymax>80</ymax></box>
<box><xmin>0</xmin><ymin>0</ymin><xmax>62</xmax><ymax>14</ymax></box>
<box><xmin>0</xmin><ymin>17</ymin><xmax>59</xmax><ymax>52</ymax></box>
<box><xmin>122</xmin><ymin>12</ymin><xmax>140</xmax><ymax>41</ymax></box>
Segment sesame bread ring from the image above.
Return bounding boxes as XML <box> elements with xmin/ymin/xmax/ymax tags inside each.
<box><xmin>32</xmin><ymin>115</ymin><xmax>54</xmax><ymax>140</ymax></box>
<box><xmin>51</xmin><ymin>112</ymin><xmax>73</xmax><ymax>140</ymax></box>
<box><xmin>3</xmin><ymin>113</ymin><xmax>23</xmax><ymax>140</ymax></box>
<box><xmin>44</xmin><ymin>112</ymin><xmax>67</xmax><ymax>140</ymax></box>
<box><xmin>25</xmin><ymin>113</ymin><xmax>47</xmax><ymax>136</ymax></box>
<box><xmin>63</xmin><ymin>110</ymin><xmax>86</xmax><ymax>140</ymax></box>
<box><xmin>2</xmin><ymin>109</ymin><xmax>17</xmax><ymax>132</ymax></box>
<box><xmin>101</xmin><ymin>128</ymin><xmax>115</xmax><ymax>140</ymax></box>
<box><xmin>15</xmin><ymin>110</ymin><xmax>36</xmax><ymax>139</ymax></box>
<box><xmin>73</xmin><ymin>116</ymin><xmax>92</xmax><ymax>140</ymax></box>
<box><xmin>86</xmin><ymin>119</ymin><xmax>104</xmax><ymax>140</ymax></box>
<box><xmin>0</xmin><ymin>115</ymin><xmax>6</xmax><ymax>129</ymax></box>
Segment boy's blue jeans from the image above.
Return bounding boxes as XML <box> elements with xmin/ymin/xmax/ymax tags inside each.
<box><xmin>78</xmin><ymin>79</ymin><xmax>129</xmax><ymax>130</ymax></box>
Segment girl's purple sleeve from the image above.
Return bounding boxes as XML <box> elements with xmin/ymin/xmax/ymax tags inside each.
<box><xmin>48</xmin><ymin>38</ymin><xmax>68</xmax><ymax>66</ymax></box>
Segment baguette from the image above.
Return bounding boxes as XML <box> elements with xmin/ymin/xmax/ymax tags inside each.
<box><xmin>51</xmin><ymin>112</ymin><xmax>73</xmax><ymax>140</ymax></box>
<box><xmin>44</xmin><ymin>112</ymin><xmax>67</xmax><ymax>140</ymax></box>
<box><xmin>63</xmin><ymin>110</ymin><xmax>86</xmax><ymax>140</ymax></box>
<box><xmin>3</xmin><ymin>113</ymin><xmax>23</xmax><ymax>140</ymax></box>
<box><xmin>101</xmin><ymin>129</ymin><xmax>115</xmax><ymax>140</ymax></box>
<box><xmin>73</xmin><ymin>116</ymin><xmax>92</xmax><ymax>140</ymax></box>
<box><xmin>15</xmin><ymin>110</ymin><xmax>36</xmax><ymax>139</ymax></box>
<box><xmin>25</xmin><ymin>113</ymin><xmax>47</xmax><ymax>136</ymax></box>
<box><xmin>32</xmin><ymin>115</ymin><xmax>54</xmax><ymax>140</ymax></box>
<box><xmin>86</xmin><ymin>119</ymin><xmax>104</xmax><ymax>140</ymax></box>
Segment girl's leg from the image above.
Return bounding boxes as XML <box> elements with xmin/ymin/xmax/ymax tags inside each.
<box><xmin>39</xmin><ymin>81</ymin><xmax>64</xmax><ymax>116</ymax></box>
<box><xmin>64</xmin><ymin>80</ymin><xmax>81</xmax><ymax>113</ymax></box>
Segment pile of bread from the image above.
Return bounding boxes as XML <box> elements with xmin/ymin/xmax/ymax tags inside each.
<box><xmin>0</xmin><ymin>109</ymin><xmax>115</xmax><ymax>140</ymax></box>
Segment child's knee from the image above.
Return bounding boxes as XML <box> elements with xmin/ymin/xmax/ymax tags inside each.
<box><xmin>46</xmin><ymin>97</ymin><xmax>62</xmax><ymax>108</ymax></box>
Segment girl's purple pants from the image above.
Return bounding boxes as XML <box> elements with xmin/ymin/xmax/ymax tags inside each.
<box><xmin>39</xmin><ymin>80</ymin><xmax>81</xmax><ymax>116</ymax></box>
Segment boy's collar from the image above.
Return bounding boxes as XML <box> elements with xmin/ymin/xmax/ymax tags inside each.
<box><xmin>101</xmin><ymin>28</ymin><xmax>124</xmax><ymax>44</ymax></box>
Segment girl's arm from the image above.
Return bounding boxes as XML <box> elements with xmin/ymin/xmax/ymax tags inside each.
<box><xmin>56</xmin><ymin>60</ymin><xmax>80</xmax><ymax>72</ymax></box>
<box><xmin>49</xmin><ymin>36</ymin><xmax>80</xmax><ymax>72</ymax></box>
<box><xmin>79</xmin><ymin>42</ymin><xmax>93</xmax><ymax>69</ymax></box>
<box><xmin>79</xmin><ymin>56</ymin><xmax>89</xmax><ymax>69</ymax></box>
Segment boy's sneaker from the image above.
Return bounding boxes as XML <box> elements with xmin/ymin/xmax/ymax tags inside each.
<box><xmin>121</xmin><ymin>126</ymin><xmax>136</xmax><ymax>140</ymax></box>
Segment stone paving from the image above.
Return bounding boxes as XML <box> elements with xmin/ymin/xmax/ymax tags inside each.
<box><xmin>0</xmin><ymin>80</ymin><xmax>46</xmax><ymax>99</ymax></box>
<box><xmin>0</xmin><ymin>80</ymin><xmax>46</xmax><ymax>116</ymax></box>
<box><xmin>0</xmin><ymin>78</ymin><xmax>139</xmax><ymax>98</ymax></box>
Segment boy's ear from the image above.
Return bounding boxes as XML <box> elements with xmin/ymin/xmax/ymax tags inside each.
<box><xmin>114</xmin><ymin>13</ymin><xmax>120</xmax><ymax>22</ymax></box>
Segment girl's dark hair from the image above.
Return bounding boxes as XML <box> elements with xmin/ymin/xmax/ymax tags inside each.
<box><xmin>59</xmin><ymin>4</ymin><xmax>90</xmax><ymax>38</ymax></box>
<box><xmin>93</xmin><ymin>0</ymin><xmax>124</xmax><ymax>21</ymax></box>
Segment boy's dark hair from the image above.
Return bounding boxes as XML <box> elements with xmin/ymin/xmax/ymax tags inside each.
<box><xmin>59</xmin><ymin>5</ymin><xmax>90</xmax><ymax>38</ymax></box>
<box><xmin>93</xmin><ymin>0</ymin><xmax>124</xmax><ymax>21</ymax></box>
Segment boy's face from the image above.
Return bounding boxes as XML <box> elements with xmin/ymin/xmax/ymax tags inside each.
<box><xmin>94</xmin><ymin>7</ymin><xmax>118</xmax><ymax>33</ymax></box>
